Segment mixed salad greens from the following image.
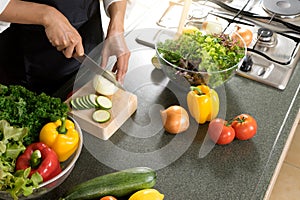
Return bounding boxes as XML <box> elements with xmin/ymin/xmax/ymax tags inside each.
<box><xmin>157</xmin><ymin>31</ymin><xmax>245</xmax><ymax>87</ymax></box>
<box><xmin>0</xmin><ymin>84</ymin><xmax>69</xmax><ymax>199</ymax></box>
<box><xmin>0</xmin><ymin>120</ymin><xmax>43</xmax><ymax>199</ymax></box>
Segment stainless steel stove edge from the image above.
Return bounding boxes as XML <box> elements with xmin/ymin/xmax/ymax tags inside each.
<box><xmin>236</xmin><ymin>47</ymin><xmax>300</xmax><ymax>90</ymax></box>
<box><xmin>236</xmin><ymin>64</ymin><xmax>295</xmax><ymax>90</ymax></box>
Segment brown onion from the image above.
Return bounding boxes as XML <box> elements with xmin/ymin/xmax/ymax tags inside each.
<box><xmin>232</xmin><ymin>26</ymin><xmax>253</xmax><ymax>47</ymax></box>
<box><xmin>160</xmin><ymin>105</ymin><xmax>190</xmax><ymax>134</ymax></box>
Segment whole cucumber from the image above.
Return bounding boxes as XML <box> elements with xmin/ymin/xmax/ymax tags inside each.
<box><xmin>60</xmin><ymin>167</ymin><xmax>156</xmax><ymax>200</ymax></box>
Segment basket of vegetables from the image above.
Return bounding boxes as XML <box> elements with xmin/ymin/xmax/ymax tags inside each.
<box><xmin>155</xmin><ymin>26</ymin><xmax>247</xmax><ymax>89</ymax></box>
<box><xmin>0</xmin><ymin>84</ymin><xmax>83</xmax><ymax>200</ymax></box>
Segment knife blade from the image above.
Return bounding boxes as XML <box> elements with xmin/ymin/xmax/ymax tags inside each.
<box><xmin>73</xmin><ymin>53</ymin><xmax>125</xmax><ymax>90</ymax></box>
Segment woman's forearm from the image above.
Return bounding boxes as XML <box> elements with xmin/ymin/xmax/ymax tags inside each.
<box><xmin>106</xmin><ymin>0</ymin><xmax>127</xmax><ymax>36</ymax></box>
<box><xmin>0</xmin><ymin>0</ymin><xmax>84</xmax><ymax>58</ymax></box>
<box><xmin>104</xmin><ymin>0</ymin><xmax>129</xmax><ymax>82</ymax></box>
<box><xmin>0</xmin><ymin>0</ymin><xmax>56</xmax><ymax>28</ymax></box>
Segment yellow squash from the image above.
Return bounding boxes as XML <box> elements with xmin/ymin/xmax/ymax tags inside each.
<box><xmin>39</xmin><ymin>117</ymin><xmax>79</xmax><ymax>162</ymax></box>
<box><xmin>187</xmin><ymin>85</ymin><xmax>219</xmax><ymax>124</ymax></box>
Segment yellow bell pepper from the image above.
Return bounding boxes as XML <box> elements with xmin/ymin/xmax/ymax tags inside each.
<box><xmin>129</xmin><ymin>189</ymin><xmax>164</xmax><ymax>200</ymax></box>
<box><xmin>39</xmin><ymin>117</ymin><xmax>79</xmax><ymax>162</ymax></box>
<box><xmin>187</xmin><ymin>85</ymin><xmax>219</xmax><ymax>124</ymax></box>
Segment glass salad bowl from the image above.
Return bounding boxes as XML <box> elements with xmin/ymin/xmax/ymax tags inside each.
<box><xmin>0</xmin><ymin>117</ymin><xmax>83</xmax><ymax>200</ymax></box>
<box><xmin>155</xmin><ymin>25</ymin><xmax>247</xmax><ymax>90</ymax></box>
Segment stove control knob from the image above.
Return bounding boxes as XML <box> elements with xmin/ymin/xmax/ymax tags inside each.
<box><xmin>240</xmin><ymin>55</ymin><xmax>253</xmax><ymax>72</ymax></box>
<box><xmin>257</xmin><ymin>28</ymin><xmax>273</xmax><ymax>42</ymax></box>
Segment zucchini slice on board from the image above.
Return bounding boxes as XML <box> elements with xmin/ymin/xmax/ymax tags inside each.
<box><xmin>79</xmin><ymin>96</ymin><xmax>91</xmax><ymax>109</ymax></box>
<box><xmin>92</xmin><ymin>110</ymin><xmax>111</xmax><ymax>123</ymax></box>
<box><xmin>70</xmin><ymin>94</ymin><xmax>99</xmax><ymax>110</ymax></box>
<box><xmin>86</xmin><ymin>94</ymin><xmax>99</xmax><ymax>108</ymax></box>
<box><xmin>96</xmin><ymin>96</ymin><xmax>113</xmax><ymax>110</ymax></box>
<box><xmin>70</xmin><ymin>99</ymin><xmax>80</xmax><ymax>110</ymax></box>
<box><xmin>69</xmin><ymin>94</ymin><xmax>113</xmax><ymax>111</ymax></box>
<box><xmin>74</xmin><ymin>98</ymin><xmax>86</xmax><ymax>110</ymax></box>
<box><xmin>81</xmin><ymin>95</ymin><xmax>94</xmax><ymax>108</ymax></box>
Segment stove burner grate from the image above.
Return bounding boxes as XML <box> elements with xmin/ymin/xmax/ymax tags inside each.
<box><xmin>262</xmin><ymin>0</ymin><xmax>300</xmax><ymax>18</ymax></box>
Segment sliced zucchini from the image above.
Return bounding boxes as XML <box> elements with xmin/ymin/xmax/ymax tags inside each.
<box><xmin>70</xmin><ymin>99</ymin><xmax>80</xmax><ymax>110</ymax></box>
<box><xmin>92</xmin><ymin>110</ymin><xmax>111</xmax><ymax>123</ymax></box>
<box><xmin>80</xmin><ymin>95</ymin><xmax>94</xmax><ymax>109</ymax></box>
<box><xmin>70</xmin><ymin>93</ymin><xmax>112</xmax><ymax>111</ymax></box>
<box><xmin>75</xmin><ymin>97</ymin><xmax>86</xmax><ymax>110</ymax></box>
<box><xmin>82</xmin><ymin>95</ymin><xmax>94</xmax><ymax>108</ymax></box>
<box><xmin>86</xmin><ymin>94</ymin><xmax>99</xmax><ymax>108</ymax></box>
<box><xmin>96</xmin><ymin>96</ymin><xmax>112</xmax><ymax>110</ymax></box>
<box><xmin>79</xmin><ymin>96</ymin><xmax>91</xmax><ymax>109</ymax></box>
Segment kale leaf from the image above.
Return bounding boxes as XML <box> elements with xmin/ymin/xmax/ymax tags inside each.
<box><xmin>0</xmin><ymin>84</ymin><xmax>69</xmax><ymax>145</ymax></box>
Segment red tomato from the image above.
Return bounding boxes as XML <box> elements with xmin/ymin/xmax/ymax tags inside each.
<box><xmin>231</xmin><ymin>114</ymin><xmax>257</xmax><ymax>140</ymax></box>
<box><xmin>208</xmin><ymin>118</ymin><xmax>235</xmax><ymax>145</ymax></box>
<box><xmin>100</xmin><ymin>196</ymin><xmax>117</xmax><ymax>200</ymax></box>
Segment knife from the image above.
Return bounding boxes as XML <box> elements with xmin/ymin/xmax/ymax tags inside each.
<box><xmin>73</xmin><ymin>53</ymin><xmax>125</xmax><ymax>90</ymax></box>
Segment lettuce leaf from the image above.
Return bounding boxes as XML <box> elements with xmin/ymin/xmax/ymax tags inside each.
<box><xmin>0</xmin><ymin>120</ymin><xmax>42</xmax><ymax>199</ymax></box>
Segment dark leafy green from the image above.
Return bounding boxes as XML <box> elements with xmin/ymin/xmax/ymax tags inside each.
<box><xmin>0</xmin><ymin>84</ymin><xmax>69</xmax><ymax>145</ymax></box>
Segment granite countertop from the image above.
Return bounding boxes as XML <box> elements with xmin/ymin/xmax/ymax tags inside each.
<box><xmin>40</xmin><ymin>29</ymin><xmax>299</xmax><ymax>199</ymax></box>
<box><xmin>38</xmin><ymin>1</ymin><xmax>300</xmax><ymax>199</ymax></box>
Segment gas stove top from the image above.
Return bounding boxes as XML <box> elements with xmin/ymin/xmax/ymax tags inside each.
<box><xmin>157</xmin><ymin>0</ymin><xmax>300</xmax><ymax>90</ymax></box>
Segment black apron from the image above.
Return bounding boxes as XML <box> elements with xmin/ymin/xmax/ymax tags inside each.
<box><xmin>0</xmin><ymin>0</ymin><xmax>103</xmax><ymax>96</ymax></box>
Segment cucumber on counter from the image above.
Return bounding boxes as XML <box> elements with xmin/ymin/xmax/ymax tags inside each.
<box><xmin>60</xmin><ymin>167</ymin><xmax>157</xmax><ymax>200</ymax></box>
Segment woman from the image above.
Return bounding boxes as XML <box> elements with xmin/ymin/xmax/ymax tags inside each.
<box><xmin>0</xmin><ymin>0</ymin><xmax>130</xmax><ymax>97</ymax></box>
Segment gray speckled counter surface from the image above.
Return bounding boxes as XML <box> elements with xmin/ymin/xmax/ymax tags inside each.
<box><xmin>36</xmin><ymin>27</ymin><xmax>300</xmax><ymax>200</ymax></box>
<box><xmin>32</xmin><ymin>1</ymin><xmax>300</xmax><ymax>198</ymax></box>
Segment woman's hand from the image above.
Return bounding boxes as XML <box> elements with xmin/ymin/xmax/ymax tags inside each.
<box><xmin>102</xmin><ymin>0</ymin><xmax>130</xmax><ymax>83</ymax></box>
<box><xmin>0</xmin><ymin>0</ymin><xmax>84</xmax><ymax>58</ymax></box>
<box><xmin>100</xmin><ymin>33</ymin><xmax>130</xmax><ymax>83</ymax></box>
<box><xmin>44</xmin><ymin>7</ymin><xmax>84</xmax><ymax>58</ymax></box>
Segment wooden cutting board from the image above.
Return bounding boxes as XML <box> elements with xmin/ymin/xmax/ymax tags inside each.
<box><xmin>65</xmin><ymin>81</ymin><xmax>137</xmax><ymax>140</ymax></box>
